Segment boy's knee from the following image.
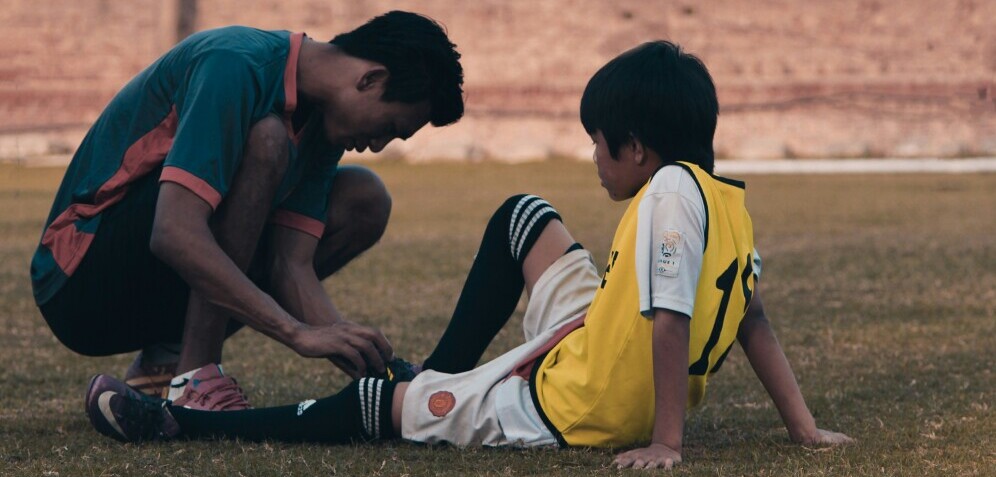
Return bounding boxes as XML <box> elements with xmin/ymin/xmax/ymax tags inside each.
<box><xmin>491</xmin><ymin>194</ymin><xmax>559</xmax><ymax>230</ymax></box>
<box><xmin>488</xmin><ymin>194</ymin><xmax>562</xmax><ymax>263</ymax></box>
<box><xmin>244</xmin><ymin>115</ymin><xmax>289</xmax><ymax>173</ymax></box>
<box><xmin>490</xmin><ymin>194</ymin><xmax>531</xmax><ymax>228</ymax></box>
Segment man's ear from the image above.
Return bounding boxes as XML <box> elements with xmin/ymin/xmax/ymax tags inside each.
<box><xmin>357</xmin><ymin>67</ymin><xmax>389</xmax><ymax>92</ymax></box>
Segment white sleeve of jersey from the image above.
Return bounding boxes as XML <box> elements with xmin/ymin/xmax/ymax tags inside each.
<box><xmin>753</xmin><ymin>247</ymin><xmax>762</xmax><ymax>280</ymax></box>
<box><xmin>636</xmin><ymin>167</ymin><xmax>706</xmax><ymax>319</ymax></box>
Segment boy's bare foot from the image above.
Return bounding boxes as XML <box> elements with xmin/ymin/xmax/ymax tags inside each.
<box><xmin>797</xmin><ymin>428</ymin><xmax>855</xmax><ymax>446</ymax></box>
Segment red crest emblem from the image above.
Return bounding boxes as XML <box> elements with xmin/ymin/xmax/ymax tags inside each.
<box><xmin>428</xmin><ymin>391</ymin><xmax>456</xmax><ymax>417</ymax></box>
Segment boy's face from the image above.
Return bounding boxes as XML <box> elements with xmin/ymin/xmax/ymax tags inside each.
<box><xmin>591</xmin><ymin>130</ymin><xmax>653</xmax><ymax>201</ymax></box>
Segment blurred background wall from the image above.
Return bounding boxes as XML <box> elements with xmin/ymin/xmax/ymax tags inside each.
<box><xmin>1</xmin><ymin>0</ymin><xmax>993</xmax><ymax>163</ymax></box>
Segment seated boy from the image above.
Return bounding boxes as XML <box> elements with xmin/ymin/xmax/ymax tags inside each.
<box><xmin>84</xmin><ymin>40</ymin><xmax>852</xmax><ymax>469</ymax></box>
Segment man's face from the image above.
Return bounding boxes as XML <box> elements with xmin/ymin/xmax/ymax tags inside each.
<box><xmin>591</xmin><ymin>130</ymin><xmax>646</xmax><ymax>201</ymax></box>
<box><xmin>321</xmin><ymin>81</ymin><xmax>431</xmax><ymax>153</ymax></box>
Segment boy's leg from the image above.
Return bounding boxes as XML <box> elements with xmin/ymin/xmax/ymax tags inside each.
<box><xmin>401</xmin><ymin>200</ymin><xmax>598</xmax><ymax>447</ymax></box>
<box><xmin>522</xmin><ymin>219</ymin><xmax>577</xmax><ymax>295</ymax></box>
<box><xmin>150</xmin><ymin>194</ymin><xmax>575</xmax><ymax>444</ymax></box>
<box><xmin>422</xmin><ymin>195</ymin><xmax>574</xmax><ymax>374</ymax></box>
<box><xmin>166</xmin><ymin>377</ymin><xmax>398</xmax><ymax>442</ymax></box>
<box><xmin>86</xmin><ymin>374</ymin><xmax>399</xmax><ymax>443</ymax></box>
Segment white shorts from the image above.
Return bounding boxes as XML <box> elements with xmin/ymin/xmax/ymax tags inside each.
<box><xmin>401</xmin><ymin>249</ymin><xmax>600</xmax><ymax>447</ymax></box>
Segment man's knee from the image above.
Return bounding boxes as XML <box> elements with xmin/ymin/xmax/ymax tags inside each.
<box><xmin>312</xmin><ymin>166</ymin><xmax>391</xmax><ymax>278</ymax></box>
<box><xmin>244</xmin><ymin>115</ymin><xmax>289</xmax><ymax>174</ymax></box>
<box><xmin>327</xmin><ymin>166</ymin><xmax>392</xmax><ymax>245</ymax></box>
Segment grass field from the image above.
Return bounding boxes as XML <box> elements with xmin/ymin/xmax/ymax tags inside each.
<box><xmin>0</xmin><ymin>161</ymin><xmax>993</xmax><ymax>476</ymax></box>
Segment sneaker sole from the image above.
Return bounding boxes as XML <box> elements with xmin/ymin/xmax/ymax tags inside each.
<box><xmin>124</xmin><ymin>374</ymin><xmax>173</xmax><ymax>398</ymax></box>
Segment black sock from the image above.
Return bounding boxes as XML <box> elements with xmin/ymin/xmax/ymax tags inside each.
<box><xmin>168</xmin><ymin>378</ymin><xmax>396</xmax><ymax>443</ymax></box>
<box><xmin>422</xmin><ymin>195</ymin><xmax>562</xmax><ymax>374</ymax></box>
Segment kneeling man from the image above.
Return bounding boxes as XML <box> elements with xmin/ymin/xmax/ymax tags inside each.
<box><xmin>31</xmin><ymin>11</ymin><xmax>464</xmax><ymax>410</ymax></box>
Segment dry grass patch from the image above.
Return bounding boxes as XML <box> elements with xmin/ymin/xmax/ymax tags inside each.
<box><xmin>0</xmin><ymin>163</ymin><xmax>993</xmax><ymax>476</ymax></box>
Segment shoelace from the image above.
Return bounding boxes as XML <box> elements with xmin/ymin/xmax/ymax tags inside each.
<box><xmin>122</xmin><ymin>394</ymin><xmax>169</xmax><ymax>441</ymax></box>
<box><xmin>191</xmin><ymin>377</ymin><xmax>251</xmax><ymax>411</ymax></box>
<box><xmin>373</xmin><ymin>358</ymin><xmax>422</xmax><ymax>382</ymax></box>
<box><xmin>392</xmin><ymin>359</ymin><xmax>422</xmax><ymax>381</ymax></box>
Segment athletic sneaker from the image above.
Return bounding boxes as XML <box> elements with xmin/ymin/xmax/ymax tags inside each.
<box><xmin>123</xmin><ymin>352</ymin><xmax>177</xmax><ymax>398</ymax></box>
<box><xmin>169</xmin><ymin>364</ymin><xmax>251</xmax><ymax>411</ymax></box>
<box><xmin>372</xmin><ymin>357</ymin><xmax>422</xmax><ymax>383</ymax></box>
<box><xmin>85</xmin><ymin>374</ymin><xmax>180</xmax><ymax>443</ymax></box>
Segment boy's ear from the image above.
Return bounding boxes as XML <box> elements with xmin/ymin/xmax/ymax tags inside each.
<box><xmin>357</xmin><ymin>67</ymin><xmax>389</xmax><ymax>92</ymax></box>
<box><xmin>629</xmin><ymin>134</ymin><xmax>647</xmax><ymax>165</ymax></box>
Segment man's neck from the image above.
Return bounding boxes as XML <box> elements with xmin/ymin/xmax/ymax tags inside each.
<box><xmin>296</xmin><ymin>39</ymin><xmax>343</xmax><ymax>103</ymax></box>
<box><xmin>290</xmin><ymin>96</ymin><xmax>314</xmax><ymax>133</ymax></box>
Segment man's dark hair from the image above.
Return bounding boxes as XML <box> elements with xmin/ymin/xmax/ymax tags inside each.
<box><xmin>331</xmin><ymin>11</ymin><xmax>464</xmax><ymax>127</ymax></box>
<box><xmin>580</xmin><ymin>41</ymin><xmax>718</xmax><ymax>173</ymax></box>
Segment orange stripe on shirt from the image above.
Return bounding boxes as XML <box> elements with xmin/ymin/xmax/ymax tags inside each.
<box><xmin>271</xmin><ymin>209</ymin><xmax>325</xmax><ymax>238</ymax></box>
<box><xmin>282</xmin><ymin>32</ymin><xmax>304</xmax><ymax>144</ymax></box>
<box><xmin>41</xmin><ymin>107</ymin><xmax>178</xmax><ymax>276</ymax></box>
<box><xmin>159</xmin><ymin>166</ymin><xmax>223</xmax><ymax>209</ymax></box>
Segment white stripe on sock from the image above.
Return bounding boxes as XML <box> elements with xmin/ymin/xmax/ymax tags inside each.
<box><xmin>365</xmin><ymin>378</ymin><xmax>375</xmax><ymax>437</ymax></box>
<box><xmin>509</xmin><ymin>195</ymin><xmax>538</xmax><ymax>244</ymax></box>
<box><xmin>374</xmin><ymin>380</ymin><xmax>383</xmax><ymax>439</ymax></box>
<box><xmin>358</xmin><ymin>378</ymin><xmax>368</xmax><ymax>435</ymax></box>
<box><xmin>511</xmin><ymin>199</ymin><xmax>545</xmax><ymax>249</ymax></box>
<box><xmin>511</xmin><ymin>199</ymin><xmax>549</xmax><ymax>258</ymax></box>
<box><xmin>515</xmin><ymin>205</ymin><xmax>555</xmax><ymax>259</ymax></box>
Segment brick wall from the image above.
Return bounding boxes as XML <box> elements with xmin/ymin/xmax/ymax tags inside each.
<box><xmin>1</xmin><ymin>0</ymin><xmax>993</xmax><ymax>162</ymax></box>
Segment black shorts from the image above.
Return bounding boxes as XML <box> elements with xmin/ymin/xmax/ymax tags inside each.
<box><xmin>39</xmin><ymin>168</ymin><xmax>191</xmax><ymax>356</ymax></box>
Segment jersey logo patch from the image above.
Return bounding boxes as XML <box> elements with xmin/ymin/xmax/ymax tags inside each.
<box><xmin>656</xmin><ymin>229</ymin><xmax>684</xmax><ymax>277</ymax></box>
<box><xmin>428</xmin><ymin>391</ymin><xmax>456</xmax><ymax>417</ymax></box>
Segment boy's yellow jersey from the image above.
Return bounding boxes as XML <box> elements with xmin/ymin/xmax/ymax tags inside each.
<box><xmin>533</xmin><ymin>162</ymin><xmax>757</xmax><ymax>447</ymax></box>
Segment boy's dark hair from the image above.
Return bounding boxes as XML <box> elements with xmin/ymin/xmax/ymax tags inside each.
<box><xmin>331</xmin><ymin>11</ymin><xmax>464</xmax><ymax>127</ymax></box>
<box><xmin>580</xmin><ymin>41</ymin><xmax>718</xmax><ymax>173</ymax></box>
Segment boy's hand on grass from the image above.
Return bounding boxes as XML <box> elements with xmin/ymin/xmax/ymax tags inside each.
<box><xmin>794</xmin><ymin>428</ymin><xmax>855</xmax><ymax>446</ymax></box>
<box><xmin>613</xmin><ymin>443</ymin><xmax>682</xmax><ymax>470</ymax></box>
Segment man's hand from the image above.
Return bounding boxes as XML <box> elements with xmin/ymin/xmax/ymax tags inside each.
<box><xmin>613</xmin><ymin>443</ymin><xmax>682</xmax><ymax>470</ymax></box>
<box><xmin>794</xmin><ymin>428</ymin><xmax>855</xmax><ymax>446</ymax></box>
<box><xmin>292</xmin><ymin>321</ymin><xmax>394</xmax><ymax>379</ymax></box>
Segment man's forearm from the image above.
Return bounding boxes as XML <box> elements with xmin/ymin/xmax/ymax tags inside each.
<box><xmin>268</xmin><ymin>259</ymin><xmax>343</xmax><ymax>327</ymax></box>
<box><xmin>152</xmin><ymin>217</ymin><xmax>304</xmax><ymax>348</ymax></box>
